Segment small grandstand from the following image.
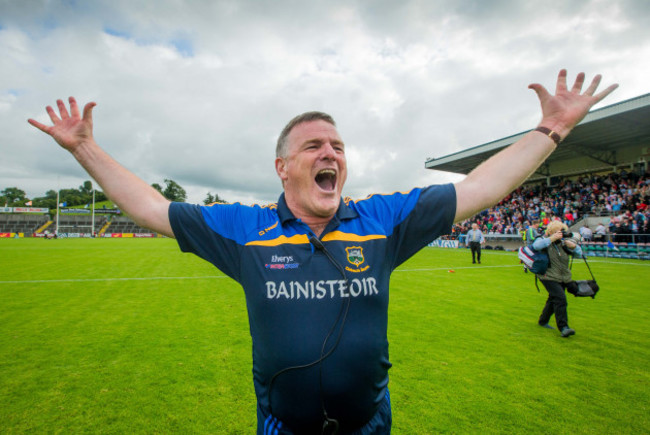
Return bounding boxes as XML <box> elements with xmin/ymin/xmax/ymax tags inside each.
<box><xmin>0</xmin><ymin>211</ymin><xmax>160</xmax><ymax>238</ymax></box>
<box><xmin>0</xmin><ymin>213</ymin><xmax>50</xmax><ymax>236</ymax></box>
<box><xmin>55</xmin><ymin>215</ymin><xmax>109</xmax><ymax>235</ymax></box>
<box><xmin>105</xmin><ymin>216</ymin><xmax>157</xmax><ymax>235</ymax></box>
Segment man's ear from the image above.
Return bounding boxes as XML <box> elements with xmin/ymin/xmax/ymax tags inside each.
<box><xmin>275</xmin><ymin>157</ymin><xmax>288</xmax><ymax>182</ymax></box>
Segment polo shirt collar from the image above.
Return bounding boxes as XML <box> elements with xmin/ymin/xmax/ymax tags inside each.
<box><xmin>277</xmin><ymin>193</ymin><xmax>358</xmax><ymax>226</ymax></box>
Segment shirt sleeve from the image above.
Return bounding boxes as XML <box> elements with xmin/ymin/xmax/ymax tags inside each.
<box><xmin>570</xmin><ymin>245</ymin><xmax>583</xmax><ymax>258</ymax></box>
<box><xmin>168</xmin><ymin>202</ymin><xmax>244</xmax><ymax>281</ymax></box>
<box><xmin>388</xmin><ymin>183</ymin><xmax>457</xmax><ymax>268</ymax></box>
<box><xmin>532</xmin><ymin>237</ymin><xmax>551</xmax><ymax>251</ymax></box>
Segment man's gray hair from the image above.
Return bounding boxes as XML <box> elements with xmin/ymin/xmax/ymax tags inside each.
<box><xmin>276</xmin><ymin>111</ymin><xmax>336</xmax><ymax>158</ymax></box>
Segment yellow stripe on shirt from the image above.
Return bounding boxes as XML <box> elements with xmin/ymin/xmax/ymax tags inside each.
<box><xmin>322</xmin><ymin>231</ymin><xmax>386</xmax><ymax>243</ymax></box>
<box><xmin>245</xmin><ymin>231</ymin><xmax>386</xmax><ymax>246</ymax></box>
<box><xmin>245</xmin><ymin>234</ymin><xmax>310</xmax><ymax>246</ymax></box>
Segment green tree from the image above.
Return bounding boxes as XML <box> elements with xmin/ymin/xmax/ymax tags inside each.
<box><xmin>2</xmin><ymin>184</ymin><xmax>107</xmax><ymax>210</ymax></box>
<box><xmin>32</xmin><ymin>190</ymin><xmax>58</xmax><ymax>209</ymax></box>
<box><xmin>95</xmin><ymin>190</ymin><xmax>107</xmax><ymax>202</ymax></box>
<box><xmin>162</xmin><ymin>179</ymin><xmax>187</xmax><ymax>202</ymax></box>
<box><xmin>79</xmin><ymin>181</ymin><xmax>106</xmax><ymax>203</ymax></box>
<box><xmin>151</xmin><ymin>183</ymin><xmax>163</xmax><ymax>194</ymax></box>
<box><xmin>80</xmin><ymin>180</ymin><xmax>92</xmax><ymax>195</ymax></box>
<box><xmin>1</xmin><ymin>187</ymin><xmax>27</xmax><ymax>206</ymax></box>
<box><xmin>204</xmin><ymin>192</ymin><xmax>227</xmax><ymax>205</ymax></box>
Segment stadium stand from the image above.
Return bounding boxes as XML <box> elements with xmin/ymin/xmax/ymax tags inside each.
<box><xmin>1</xmin><ymin>211</ymin><xmax>156</xmax><ymax>236</ymax></box>
<box><xmin>455</xmin><ymin>171</ymin><xmax>649</xmax><ymax>235</ymax></box>
<box><xmin>0</xmin><ymin>213</ymin><xmax>50</xmax><ymax>235</ymax></box>
<box><xmin>104</xmin><ymin>216</ymin><xmax>153</xmax><ymax>234</ymax></box>
<box><xmin>56</xmin><ymin>215</ymin><xmax>108</xmax><ymax>230</ymax></box>
<box><xmin>450</xmin><ymin>170</ymin><xmax>650</xmax><ymax>257</ymax></box>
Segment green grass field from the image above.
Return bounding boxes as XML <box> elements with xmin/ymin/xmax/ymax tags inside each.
<box><xmin>1</xmin><ymin>239</ymin><xmax>648</xmax><ymax>434</ymax></box>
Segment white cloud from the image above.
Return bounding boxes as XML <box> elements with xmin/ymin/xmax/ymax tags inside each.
<box><xmin>1</xmin><ymin>0</ymin><xmax>648</xmax><ymax>205</ymax></box>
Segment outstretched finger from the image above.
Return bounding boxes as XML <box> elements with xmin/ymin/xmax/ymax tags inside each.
<box><xmin>571</xmin><ymin>72</ymin><xmax>586</xmax><ymax>94</ymax></box>
<box><xmin>555</xmin><ymin>69</ymin><xmax>568</xmax><ymax>93</ymax></box>
<box><xmin>27</xmin><ymin>118</ymin><xmax>51</xmax><ymax>134</ymax></box>
<box><xmin>82</xmin><ymin>102</ymin><xmax>97</xmax><ymax>123</ymax></box>
<box><xmin>69</xmin><ymin>97</ymin><xmax>80</xmax><ymax>118</ymax></box>
<box><xmin>593</xmin><ymin>83</ymin><xmax>619</xmax><ymax>103</ymax></box>
<box><xmin>57</xmin><ymin>99</ymin><xmax>70</xmax><ymax>120</ymax></box>
<box><xmin>45</xmin><ymin>105</ymin><xmax>61</xmax><ymax>124</ymax></box>
<box><xmin>528</xmin><ymin>83</ymin><xmax>551</xmax><ymax>103</ymax></box>
<box><xmin>583</xmin><ymin>74</ymin><xmax>602</xmax><ymax>96</ymax></box>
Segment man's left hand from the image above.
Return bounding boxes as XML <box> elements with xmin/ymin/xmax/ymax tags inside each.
<box><xmin>528</xmin><ymin>69</ymin><xmax>618</xmax><ymax>139</ymax></box>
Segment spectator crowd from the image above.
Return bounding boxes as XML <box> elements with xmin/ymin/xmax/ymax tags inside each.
<box><xmin>452</xmin><ymin>169</ymin><xmax>650</xmax><ymax>243</ymax></box>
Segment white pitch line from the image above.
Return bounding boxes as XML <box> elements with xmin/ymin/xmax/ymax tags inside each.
<box><xmin>580</xmin><ymin>259</ymin><xmax>650</xmax><ymax>267</ymax></box>
<box><xmin>0</xmin><ymin>276</ymin><xmax>229</xmax><ymax>285</ymax></box>
<box><xmin>397</xmin><ymin>259</ymin><xmax>650</xmax><ymax>272</ymax></box>
<box><xmin>396</xmin><ymin>264</ymin><xmax>522</xmax><ymax>272</ymax></box>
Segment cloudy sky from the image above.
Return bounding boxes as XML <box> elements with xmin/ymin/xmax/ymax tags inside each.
<box><xmin>1</xmin><ymin>0</ymin><xmax>648</xmax><ymax>205</ymax></box>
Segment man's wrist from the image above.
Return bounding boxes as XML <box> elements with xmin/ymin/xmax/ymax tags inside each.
<box><xmin>533</xmin><ymin>126</ymin><xmax>563</xmax><ymax>145</ymax></box>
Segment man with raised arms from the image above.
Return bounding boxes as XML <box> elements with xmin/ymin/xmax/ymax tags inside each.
<box><xmin>29</xmin><ymin>70</ymin><xmax>617</xmax><ymax>434</ymax></box>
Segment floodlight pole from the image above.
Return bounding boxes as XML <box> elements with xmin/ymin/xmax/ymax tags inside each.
<box><xmin>56</xmin><ymin>189</ymin><xmax>60</xmax><ymax>236</ymax></box>
<box><xmin>91</xmin><ymin>187</ymin><xmax>95</xmax><ymax>237</ymax></box>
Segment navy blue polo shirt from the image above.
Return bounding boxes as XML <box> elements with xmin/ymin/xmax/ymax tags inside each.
<box><xmin>169</xmin><ymin>183</ymin><xmax>456</xmax><ymax>433</ymax></box>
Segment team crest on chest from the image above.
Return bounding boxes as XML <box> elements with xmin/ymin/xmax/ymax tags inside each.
<box><xmin>345</xmin><ymin>246</ymin><xmax>369</xmax><ymax>272</ymax></box>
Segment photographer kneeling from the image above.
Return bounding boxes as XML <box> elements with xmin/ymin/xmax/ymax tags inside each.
<box><xmin>533</xmin><ymin>221</ymin><xmax>583</xmax><ymax>337</ymax></box>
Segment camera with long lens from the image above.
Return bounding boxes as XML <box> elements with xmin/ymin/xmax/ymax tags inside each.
<box><xmin>561</xmin><ymin>230</ymin><xmax>581</xmax><ymax>246</ymax></box>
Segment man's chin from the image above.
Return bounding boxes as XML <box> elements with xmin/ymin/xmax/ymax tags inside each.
<box><xmin>312</xmin><ymin>197</ymin><xmax>340</xmax><ymax>217</ymax></box>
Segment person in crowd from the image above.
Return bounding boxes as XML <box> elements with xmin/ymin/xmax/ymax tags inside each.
<box><xmin>579</xmin><ymin>224</ymin><xmax>593</xmax><ymax>241</ymax></box>
<box><xmin>594</xmin><ymin>222</ymin><xmax>607</xmax><ymax>241</ymax></box>
<box><xmin>28</xmin><ymin>70</ymin><xmax>616</xmax><ymax>434</ymax></box>
<box><xmin>523</xmin><ymin>220</ymin><xmax>542</xmax><ymax>246</ymax></box>
<box><xmin>533</xmin><ymin>221</ymin><xmax>583</xmax><ymax>337</ymax></box>
<box><xmin>465</xmin><ymin>222</ymin><xmax>486</xmax><ymax>264</ymax></box>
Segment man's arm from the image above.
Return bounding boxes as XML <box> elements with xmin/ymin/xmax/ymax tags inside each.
<box><xmin>454</xmin><ymin>70</ymin><xmax>618</xmax><ymax>223</ymax></box>
<box><xmin>28</xmin><ymin>97</ymin><xmax>174</xmax><ymax>237</ymax></box>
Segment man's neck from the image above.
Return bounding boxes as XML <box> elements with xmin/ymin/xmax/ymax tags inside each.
<box><xmin>283</xmin><ymin>196</ymin><xmax>336</xmax><ymax>237</ymax></box>
<box><xmin>307</xmin><ymin>221</ymin><xmax>329</xmax><ymax>237</ymax></box>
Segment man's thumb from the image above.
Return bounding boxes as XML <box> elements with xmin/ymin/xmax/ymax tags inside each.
<box><xmin>83</xmin><ymin>102</ymin><xmax>97</xmax><ymax>122</ymax></box>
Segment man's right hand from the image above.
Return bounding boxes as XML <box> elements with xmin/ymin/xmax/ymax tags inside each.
<box><xmin>28</xmin><ymin>97</ymin><xmax>174</xmax><ymax>238</ymax></box>
<box><xmin>28</xmin><ymin>97</ymin><xmax>97</xmax><ymax>154</ymax></box>
<box><xmin>549</xmin><ymin>231</ymin><xmax>564</xmax><ymax>243</ymax></box>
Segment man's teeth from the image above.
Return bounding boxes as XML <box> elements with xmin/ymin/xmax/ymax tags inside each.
<box><xmin>315</xmin><ymin>169</ymin><xmax>337</xmax><ymax>190</ymax></box>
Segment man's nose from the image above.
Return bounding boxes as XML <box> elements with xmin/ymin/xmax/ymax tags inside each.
<box><xmin>320</xmin><ymin>142</ymin><xmax>337</xmax><ymax>160</ymax></box>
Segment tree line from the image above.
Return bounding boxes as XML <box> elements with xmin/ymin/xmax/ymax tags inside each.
<box><xmin>2</xmin><ymin>179</ymin><xmax>227</xmax><ymax>209</ymax></box>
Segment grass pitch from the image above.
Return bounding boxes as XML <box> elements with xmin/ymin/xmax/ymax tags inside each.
<box><xmin>1</xmin><ymin>238</ymin><xmax>648</xmax><ymax>434</ymax></box>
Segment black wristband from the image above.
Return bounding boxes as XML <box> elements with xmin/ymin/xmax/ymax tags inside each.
<box><xmin>534</xmin><ymin>126</ymin><xmax>562</xmax><ymax>145</ymax></box>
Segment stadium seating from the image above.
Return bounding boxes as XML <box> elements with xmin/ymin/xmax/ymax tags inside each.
<box><xmin>104</xmin><ymin>216</ymin><xmax>152</xmax><ymax>234</ymax></box>
<box><xmin>0</xmin><ymin>214</ymin><xmax>50</xmax><ymax>234</ymax></box>
<box><xmin>1</xmin><ymin>212</ymin><xmax>153</xmax><ymax>236</ymax></box>
<box><xmin>56</xmin><ymin>215</ymin><xmax>108</xmax><ymax>234</ymax></box>
<box><xmin>457</xmin><ymin>168</ymin><xmax>649</xmax><ymax>260</ymax></box>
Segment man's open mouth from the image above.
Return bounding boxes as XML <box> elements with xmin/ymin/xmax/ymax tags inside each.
<box><xmin>315</xmin><ymin>169</ymin><xmax>337</xmax><ymax>192</ymax></box>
